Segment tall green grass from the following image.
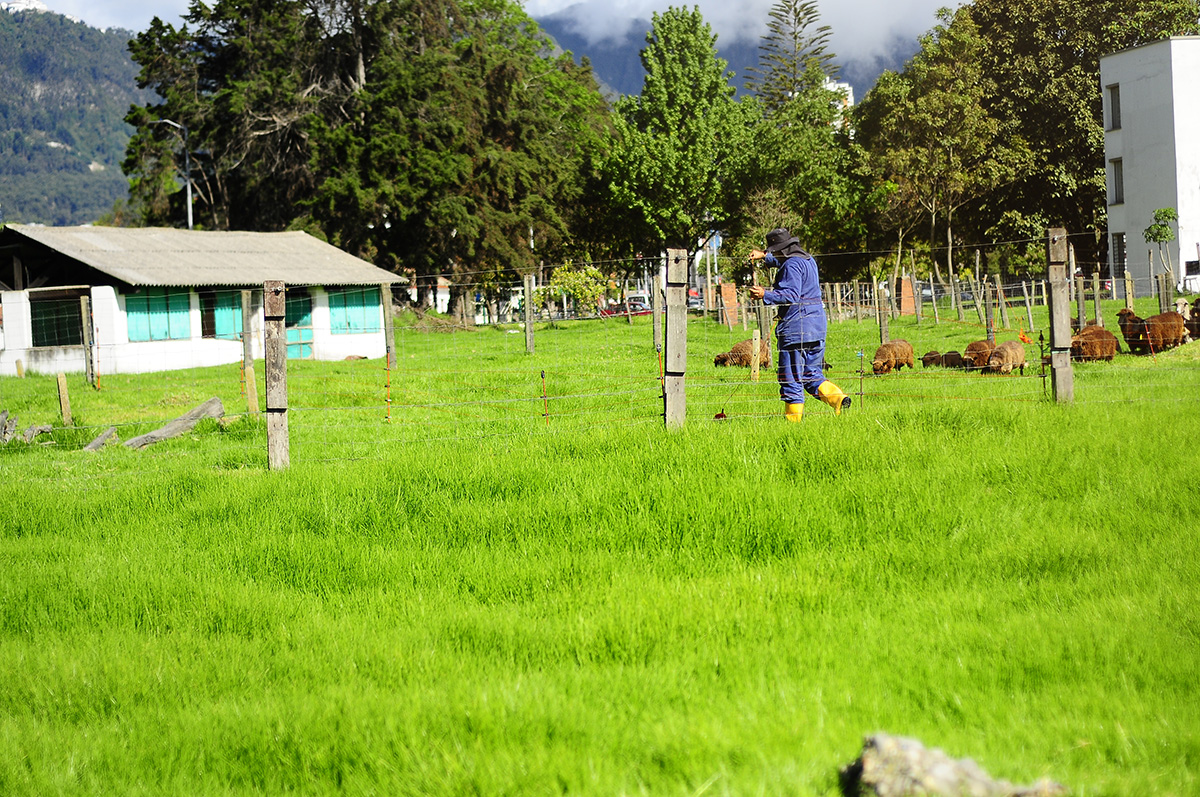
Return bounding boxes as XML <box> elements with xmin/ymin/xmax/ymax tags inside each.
<box><xmin>1</xmin><ymin>307</ymin><xmax>1198</xmax><ymax>794</ymax></box>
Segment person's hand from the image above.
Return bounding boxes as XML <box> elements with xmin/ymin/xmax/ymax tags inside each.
<box><xmin>748</xmin><ymin>249</ymin><xmax>766</xmax><ymax>261</ymax></box>
<box><xmin>748</xmin><ymin>285</ymin><xmax>765</xmax><ymax>300</ymax></box>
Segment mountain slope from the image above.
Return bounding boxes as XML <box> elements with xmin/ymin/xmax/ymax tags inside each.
<box><xmin>0</xmin><ymin>8</ymin><xmax>150</xmax><ymax>225</ymax></box>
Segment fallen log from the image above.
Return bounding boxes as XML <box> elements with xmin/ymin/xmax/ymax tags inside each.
<box><xmin>123</xmin><ymin>397</ymin><xmax>225</xmax><ymax>450</ymax></box>
<box><xmin>1</xmin><ymin>411</ymin><xmax>17</xmax><ymax>444</ymax></box>
<box><xmin>84</xmin><ymin>426</ymin><xmax>118</xmax><ymax>452</ymax></box>
<box><xmin>23</xmin><ymin>424</ymin><xmax>54</xmax><ymax>444</ymax></box>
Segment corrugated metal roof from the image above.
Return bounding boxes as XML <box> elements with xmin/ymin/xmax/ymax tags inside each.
<box><xmin>5</xmin><ymin>225</ymin><xmax>404</xmax><ymax>287</ymax></box>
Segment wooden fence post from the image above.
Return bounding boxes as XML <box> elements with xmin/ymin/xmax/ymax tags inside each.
<box><xmin>1072</xmin><ymin>247</ymin><xmax>1086</xmax><ymax>328</ymax></box>
<box><xmin>984</xmin><ymin>281</ymin><xmax>995</xmax><ymax>344</ymax></box>
<box><xmin>1124</xmin><ymin>270</ymin><xmax>1134</xmax><ymax>309</ymax></box>
<box><xmin>1022</xmin><ymin>281</ymin><xmax>1034</xmax><ymax>331</ymax></box>
<box><xmin>950</xmin><ymin>271</ymin><xmax>965</xmax><ymax>322</ymax></box>
<box><xmin>876</xmin><ymin>282</ymin><xmax>889</xmax><ymax>344</ymax></box>
<box><xmin>1091</xmin><ymin>273</ymin><xmax>1104</xmax><ymax>328</ymax></box>
<box><xmin>381</xmin><ymin>282</ymin><xmax>397</xmax><ymax>368</ymax></box>
<box><xmin>967</xmin><ymin>274</ymin><xmax>986</xmax><ymax>326</ymax></box>
<box><xmin>241</xmin><ymin>289</ymin><xmax>259</xmax><ymax>419</ymax></box>
<box><xmin>652</xmin><ymin>273</ymin><xmax>664</xmax><ymax>353</ymax></box>
<box><xmin>750</xmin><ymin>327</ymin><xmax>762</xmax><ymax>384</ymax></box>
<box><xmin>1047</xmin><ymin>228</ymin><xmax>1074</xmax><ymax>403</ymax></box>
<box><xmin>994</xmin><ymin>274</ymin><xmax>1010</xmax><ymax>329</ymax></box>
<box><xmin>853</xmin><ymin>280</ymin><xmax>863</xmax><ymax>323</ymax></box>
<box><xmin>57</xmin><ymin>373</ymin><xmax>72</xmax><ymax>426</ymax></box>
<box><xmin>910</xmin><ymin>274</ymin><xmax>922</xmax><ymax>325</ymax></box>
<box><xmin>79</xmin><ymin>295</ymin><xmax>96</xmax><ymax>388</ymax></box>
<box><xmin>664</xmin><ymin>248</ymin><xmax>687</xmax><ymax>428</ymax></box>
<box><xmin>522</xmin><ymin>274</ymin><xmax>535</xmax><ymax>354</ymax></box>
<box><xmin>263</xmin><ymin>280</ymin><xmax>290</xmax><ymax>469</ymax></box>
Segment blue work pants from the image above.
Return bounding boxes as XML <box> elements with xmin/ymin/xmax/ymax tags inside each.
<box><xmin>777</xmin><ymin>340</ymin><xmax>826</xmax><ymax>403</ymax></box>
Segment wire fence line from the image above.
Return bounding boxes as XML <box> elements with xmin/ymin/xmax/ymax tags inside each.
<box><xmin>1</xmin><ymin>272</ymin><xmax>1197</xmax><ymax>479</ymax></box>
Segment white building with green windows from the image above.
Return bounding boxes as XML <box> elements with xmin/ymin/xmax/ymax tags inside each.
<box><xmin>0</xmin><ymin>225</ymin><xmax>402</xmax><ymax>376</ymax></box>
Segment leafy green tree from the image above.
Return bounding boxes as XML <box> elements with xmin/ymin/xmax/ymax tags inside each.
<box><xmin>1144</xmin><ymin>207</ymin><xmax>1178</xmax><ymax>272</ymax></box>
<box><xmin>968</xmin><ymin>0</ymin><xmax>1200</xmax><ymax>262</ymax></box>
<box><xmin>744</xmin><ymin>0</ymin><xmax>836</xmax><ymax>112</ymax></box>
<box><xmin>855</xmin><ymin>7</ymin><xmax>1027</xmax><ymax>284</ymax></box>
<box><xmin>605</xmin><ymin>6</ymin><xmax>748</xmax><ymax>252</ymax></box>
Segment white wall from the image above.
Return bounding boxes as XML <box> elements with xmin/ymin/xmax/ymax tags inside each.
<box><xmin>0</xmin><ymin>285</ymin><xmax>389</xmax><ymax>376</ymax></box>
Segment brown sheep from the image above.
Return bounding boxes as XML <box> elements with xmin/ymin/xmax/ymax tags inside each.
<box><xmin>1117</xmin><ymin>309</ymin><xmax>1186</xmax><ymax>354</ymax></box>
<box><xmin>984</xmin><ymin>340</ymin><xmax>1026</xmax><ymax>375</ymax></box>
<box><xmin>714</xmin><ymin>338</ymin><xmax>771</xmax><ymax>367</ymax></box>
<box><xmin>871</xmin><ymin>343</ymin><xmax>900</xmax><ymax>374</ymax></box>
<box><xmin>872</xmin><ymin>340</ymin><xmax>915</xmax><ymax>374</ymax></box>
<box><xmin>941</xmin><ymin>350</ymin><xmax>966</xmax><ymax>369</ymax></box>
<box><xmin>921</xmin><ymin>350</ymin><xmax>942</xmax><ymax>368</ymax></box>
<box><xmin>1071</xmin><ymin>325</ymin><xmax>1119</xmax><ymax>361</ymax></box>
<box><xmin>964</xmin><ymin>339</ymin><xmax>997</xmax><ymax>370</ymax></box>
<box><xmin>890</xmin><ymin>339</ymin><xmax>915</xmax><ymax>370</ymax></box>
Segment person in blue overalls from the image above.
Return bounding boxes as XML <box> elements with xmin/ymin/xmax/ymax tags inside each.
<box><xmin>747</xmin><ymin>227</ymin><xmax>851</xmax><ymax>422</ymax></box>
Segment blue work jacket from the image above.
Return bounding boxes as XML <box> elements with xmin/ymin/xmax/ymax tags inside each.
<box><xmin>762</xmin><ymin>251</ymin><xmax>827</xmax><ymax>346</ymax></box>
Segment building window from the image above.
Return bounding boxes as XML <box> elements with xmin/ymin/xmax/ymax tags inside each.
<box><xmin>1112</xmin><ymin>232</ymin><xmax>1127</xmax><ymax>274</ymax></box>
<box><xmin>1107</xmin><ymin>84</ymin><xmax>1121</xmax><ymax>130</ymax></box>
<box><xmin>328</xmin><ymin>286</ymin><xmax>380</xmax><ymax>334</ymax></box>
<box><xmin>125</xmin><ymin>287</ymin><xmax>191</xmax><ymax>342</ymax></box>
<box><xmin>30</xmin><ymin>298</ymin><xmax>83</xmax><ymax>347</ymax></box>
<box><xmin>199</xmin><ymin>290</ymin><xmax>244</xmax><ymax>340</ymax></box>
<box><xmin>1111</xmin><ymin>159</ymin><xmax>1124</xmax><ymax>204</ymax></box>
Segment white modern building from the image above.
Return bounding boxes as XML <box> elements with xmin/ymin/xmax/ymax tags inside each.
<box><xmin>1101</xmin><ymin>36</ymin><xmax>1200</xmax><ymax>295</ymax></box>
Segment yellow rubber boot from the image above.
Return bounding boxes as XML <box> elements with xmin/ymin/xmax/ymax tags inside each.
<box><xmin>816</xmin><ymin>381</ymin><xmax>851</xmax><ymax>416</ymax></box>
<box><xmin>784</xmin><ymin>402</ymin><xmax>804</xmax><ymax>422</ymax></box>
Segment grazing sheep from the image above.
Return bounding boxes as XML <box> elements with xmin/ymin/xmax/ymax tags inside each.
<box><xmin>941</xmin><ymin>350</ymin><xmax>966</xmax><ymax>369</ymax></box>
<box><xmin>963</xmin><ymin>339</ymin><xmax>997</xmax><ymax>370</ymax></box>
<box><xmin>921</xmin><ymin>350</ymin><xmax>942</xmax><ymax>368</ymax></box>
<box><xmin>984</xmin><ymin>340</ymin><xmax>1027</xmax><ymax>374</ymax></box>
<box><xmin>872</xmin><ymin>340</ymin><xmax>915</xmax><ymax>374</ymax></box>
<box><xmin>1117</xmin><ymin>308</ymin><xmax>1186</xmax><ymax>353</ymax></box>
<box><xmin>714</xmin><ymin>338</ymin><xmax>771</xmax><ymax>367</ymax></box>
<box><xmin>890</xmin><ymin>339</ymin><xmax>915</xmax><ymax>370</ymax></box>
<box><xmin>1071</xmin><ymin>325</ymin><xmax>1119</xmax><ymax>361</ymax></box>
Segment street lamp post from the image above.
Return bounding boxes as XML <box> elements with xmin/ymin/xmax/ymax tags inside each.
<box><xmin>151</xmin><ymin>119</ymin><xmax>192</xmax><ymax>230</ymax></box>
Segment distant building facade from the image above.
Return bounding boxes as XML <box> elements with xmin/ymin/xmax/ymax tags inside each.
<box><xmin>1101</xmin><ymin>36</ymin><xmax>1200</xmax><ymax>294</ymax></box>
<box><xmin>0</xmin><ymin>225</ymin><xmax>402</xmax><ymax>377</ymax></box>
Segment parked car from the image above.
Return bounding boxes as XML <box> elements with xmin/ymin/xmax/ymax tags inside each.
<box><xmin>599</xmin><ymin>301</ymin><xmax>653</xmax><ymax>317</ymax></box>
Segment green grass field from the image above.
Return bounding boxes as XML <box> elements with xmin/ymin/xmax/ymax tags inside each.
<box><xmin>2</xmin><ymin>303</ymin><xmax>1199</xmax><ymax>794</ymax></box>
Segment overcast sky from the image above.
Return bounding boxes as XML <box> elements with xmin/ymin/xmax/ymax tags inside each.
<box><xmin>46</xmin><ymin>0</ymin><xmax>946</xmax><ymax>71</ymax></box>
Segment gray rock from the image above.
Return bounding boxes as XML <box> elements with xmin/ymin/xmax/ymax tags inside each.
<box><xmin>840</xmin><ymin>734</ymin><xmax>1067</xmax><ymax>797</ymax></box>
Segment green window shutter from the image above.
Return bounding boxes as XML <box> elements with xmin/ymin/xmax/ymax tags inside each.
<box><xmin>329</xmin><ymin>288</ymin><xmax>348</xmax><ymax>334</ymax></box>
<box><xmin>148</xmin><ymin>289</ymin><xmax>171</xmax><ymax>340</ymax></box>
<box><xmin>214</xmin><ymin>291</ymin><xmax>242</xmax><ymax>339</ymax></box>
<box><xmin>167</xmin><ymin>289</ymin><xmax>191</xmax><ymax>339</ymax></box>
<box><xmin>126</xmin><ymin>292</ymin><xmax>151</xmax><ymax>341</ymax></box>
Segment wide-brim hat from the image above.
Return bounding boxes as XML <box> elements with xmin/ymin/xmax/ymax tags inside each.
<box><xmin>765</xmin><ymin>227</ymin><xmax>798</xmax><ymax>254</ymax></box>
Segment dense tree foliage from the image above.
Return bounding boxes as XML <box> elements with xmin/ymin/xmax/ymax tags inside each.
<box><xmin>123</xmin><ymin>0</ymin><xmax>609</xmax><ymax>311</ymax></box>
<box><xmin>604</xmin><ymin>7</ymin><xmax>750</xmax><ymax>253</ymax></box>
<box><xmin>855</xmin><ymin>8</ymin><xmax>1028</xmax><ymax>282</ymax></box>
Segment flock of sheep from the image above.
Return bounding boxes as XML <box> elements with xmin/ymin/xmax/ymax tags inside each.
<box><xmin>711</xmin><ymin>296</ymin><xmax>1199</xmax><ymax>376</ymax></box>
